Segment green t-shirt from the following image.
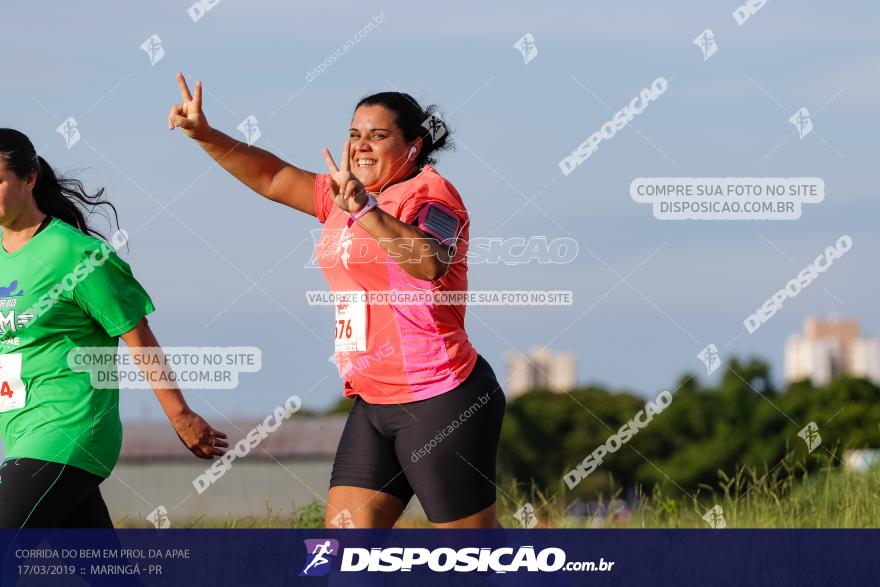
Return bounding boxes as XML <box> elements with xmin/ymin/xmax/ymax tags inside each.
<box><xmin>0</xmin><ymin>218</ymin><xmax>154</xmax><ymax>478</ymax></box>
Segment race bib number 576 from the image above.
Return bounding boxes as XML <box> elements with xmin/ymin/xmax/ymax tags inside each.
<box><xmin>335</xmin><ymin>292</ymin><xmax>367</xmax><ymax>352</ymax></box>
<box><xmin>0</xmin><ymin>354</ymin><xmax>27</xmax><ymax>413</ymax></box>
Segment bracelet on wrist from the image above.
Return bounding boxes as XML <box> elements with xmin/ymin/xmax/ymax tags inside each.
<box><xmin>347</xmin><ymin>195</ymin><xmax>378</xmax><ymax>227</ymax></box>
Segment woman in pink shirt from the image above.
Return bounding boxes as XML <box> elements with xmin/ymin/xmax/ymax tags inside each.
<box><xmin>169</xmin><ymin>74</ymin><xmax>506</xmax><ymax>528</ymax></box>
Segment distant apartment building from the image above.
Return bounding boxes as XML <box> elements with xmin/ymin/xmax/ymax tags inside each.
<box><xmin>505</xmin><ymin>347</ymin><xmax>577</xmax><ymax>397</ymax></box>
<box><xmin>784</xmin><ymin>316</ymin><xmax>880</xmax><ymax>386</ymax></box>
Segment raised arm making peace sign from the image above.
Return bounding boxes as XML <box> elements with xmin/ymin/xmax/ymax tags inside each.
<box><xmin>168</xmin><ymin>72</ymin><xmax>318</xmax><ymax>215</ymax></box>
<box><xmin>167</xmin><ymin>71</ymin><xmax>450</xmax><ymax>277</ymax></box>
<box><xmin>167</xmin><ymin>73</ymin><xmax>209</xmax><ymax>141</ymax></box>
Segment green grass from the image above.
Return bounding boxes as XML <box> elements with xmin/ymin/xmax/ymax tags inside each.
<box><xmin>116</xmin><ymin>500</ymin><xmax>327</xmax><ymax>529</ymax></box>
<box><xmin>119</xmin><ymin>454</ymin><xmax>880</xmax><ymax>528</ymax></box>
<box><xmin>497</xmin><ymin>454</ymin><xmax>880</xmax><ymax>528</ymax></box>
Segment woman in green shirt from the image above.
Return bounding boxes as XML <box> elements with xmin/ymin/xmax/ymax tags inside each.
<box><xmin>0</xmin><ymin>128</ymin><xmax>228</xmax><ymax>528</ymax></box>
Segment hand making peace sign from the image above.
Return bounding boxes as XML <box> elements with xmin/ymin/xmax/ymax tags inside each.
<box><xmin>168</xmin><ymin>72</ymin><xmax>211</xmax><ymax>141</ymax></box>
<box><xmin>323</xmin><ymin>140</ymin><xmax>369</xmax><ymax>214</ymax></box>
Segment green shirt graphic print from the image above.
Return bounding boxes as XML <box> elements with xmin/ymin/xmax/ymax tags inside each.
<box><xmin>0</xmin><ymin>218</ymin><xmax>154</xmax><ymax>478</ymax></box>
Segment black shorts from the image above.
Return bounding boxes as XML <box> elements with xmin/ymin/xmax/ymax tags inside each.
<box><xmin>0</xmin><ymin>458</ymin><xmax>113</xmax><ymax>528</ymax></box>
<box><xmin>330</xmin><ymin>354</ymin><xmax>506</xmax><ymax>523</ymax></box>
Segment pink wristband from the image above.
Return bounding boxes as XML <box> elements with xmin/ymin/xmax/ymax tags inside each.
<box><xmin>347</xmin><ymin>195</ymin><xmax>379</xmax><ymax>228</ymax></box>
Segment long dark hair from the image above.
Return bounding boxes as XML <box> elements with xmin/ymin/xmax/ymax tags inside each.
<box><xmin>354</xmin><ymin>92</ymin><xmax>454</xmax><ymax>169</ymax></box>
<box><xmin>0</xmin><ymin>128</ymin><xmax>118</xmax><ymax>240</ymax></box>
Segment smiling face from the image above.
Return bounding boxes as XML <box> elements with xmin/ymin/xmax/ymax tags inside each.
<box><xmin>349</xmin><ymin>104</ymin><xmax>420</xmax><ymax>193</ymax></box>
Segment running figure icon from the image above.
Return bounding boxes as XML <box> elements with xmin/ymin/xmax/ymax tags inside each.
<box><xmin>301</xmin><ymin>540</ymin><xmax>337</xmax><ymax>576</ymax></box>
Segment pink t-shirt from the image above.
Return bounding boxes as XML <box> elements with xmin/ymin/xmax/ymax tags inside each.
<box><xmin>313</xmin><ymin>165</ymin><xmax>478</xmax><ymax>404</ymax></box>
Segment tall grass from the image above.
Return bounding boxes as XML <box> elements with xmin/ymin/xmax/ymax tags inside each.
<box><xmin>119</xmin><ymin>453</ymin><xmax>880</xmax><ymax>528</ymax></box>
<box><xmin>498</xmin><ymin>452</ymin><xmax>880</xmax><ymax>528</ymax></box>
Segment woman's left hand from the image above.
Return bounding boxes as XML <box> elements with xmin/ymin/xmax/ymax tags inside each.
<box><xmin>323</xmin><ymin>140</ymin><xmax>369</xmax><ymax>213</ymax></box>
<box><xmin>171</xmin><ymin>409</ymin><xmax>228</xmax><ymax>459</ymax></box>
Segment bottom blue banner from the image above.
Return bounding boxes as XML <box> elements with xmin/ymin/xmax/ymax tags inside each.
<box><xmin>0</xmin><ymin>529</ymin><xmax>876</xmax><ymax>585</ymax></box>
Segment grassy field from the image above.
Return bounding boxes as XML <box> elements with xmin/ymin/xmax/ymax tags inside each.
<box><xmin>118</xmin><ymin>456</ymin><xmax>880</xmax><ymax>529</ymax></box>
<box><xmin>497</xmin><ymin>458</ymin><xmax>880</xmax><ymax>529</ymax></box>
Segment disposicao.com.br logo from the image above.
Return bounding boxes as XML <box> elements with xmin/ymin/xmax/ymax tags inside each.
<box><xmin>299</xmin><ymin>539</ymin><xmax>614</xmax><ymax>574</ymax></box>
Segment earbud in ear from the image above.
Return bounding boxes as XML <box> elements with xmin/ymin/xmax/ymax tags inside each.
<box><xmin>408</xmin><ymin>145</ymin><xmax>417</xmax><ymax>159</ymax></box>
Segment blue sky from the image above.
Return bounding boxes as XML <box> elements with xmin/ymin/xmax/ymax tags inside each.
<box><xmin>2</xmin><ymin>0</ymin><xmax>877</xmax><ymax>420</ymax></box>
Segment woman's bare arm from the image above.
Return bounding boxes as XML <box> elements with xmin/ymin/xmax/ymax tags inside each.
<box><xmin>120</xmin><ymin>318</ymin><xmax>228</xmax><ymax>460</ymax></box>
<box><xmin>168</xmin><ymin>72</ymin><xmax>317</xmax><ymax>215</ymax></box>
